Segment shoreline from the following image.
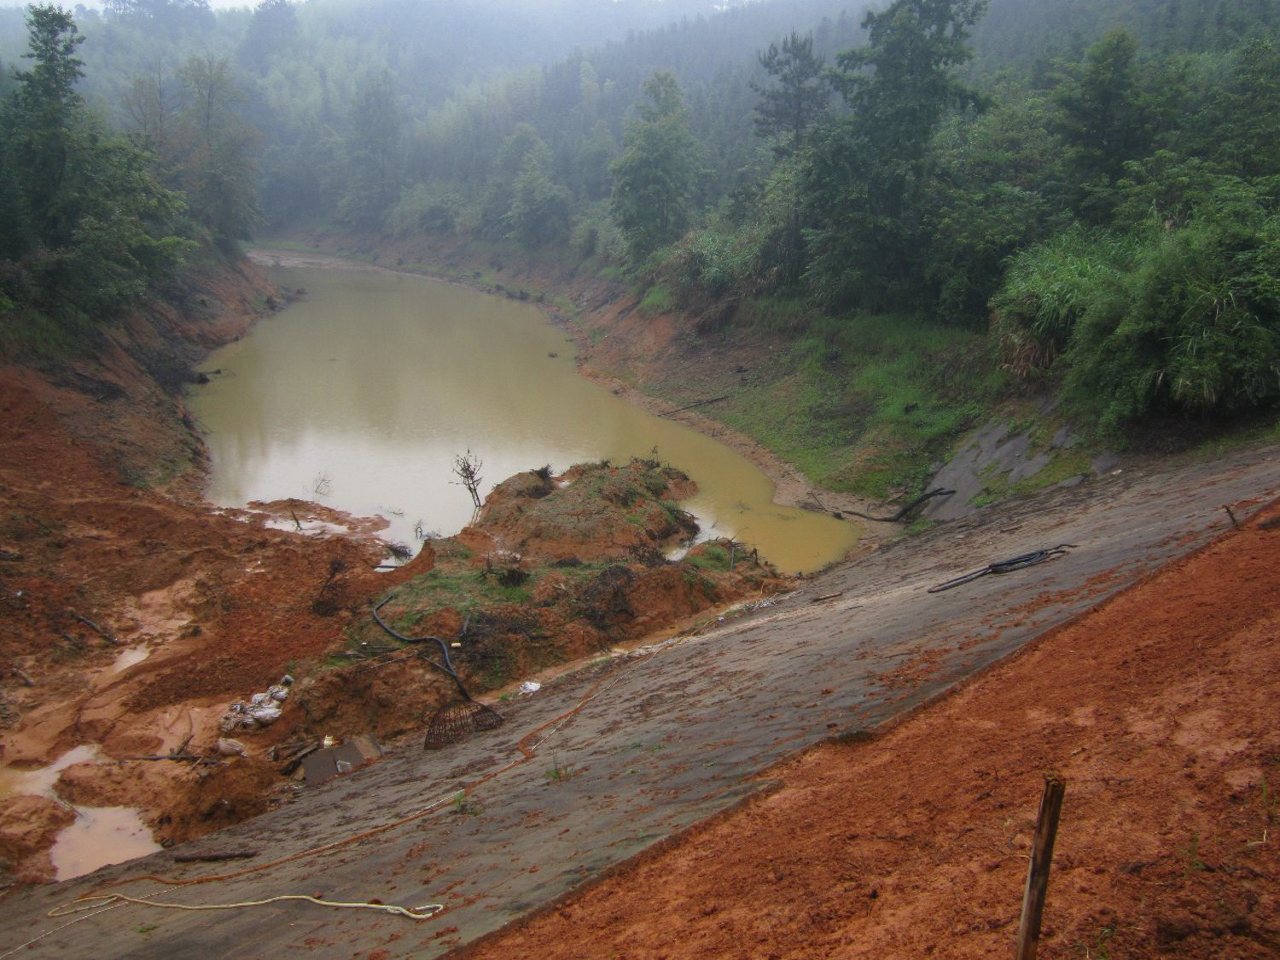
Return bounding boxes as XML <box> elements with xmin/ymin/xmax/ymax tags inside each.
<box><xmin>246</xmin><ymin>245</ymin><xmax>895</xmax><ymax>558</ymax></box>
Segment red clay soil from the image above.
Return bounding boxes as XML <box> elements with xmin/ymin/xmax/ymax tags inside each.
<box><xmin>0</xmin><ymin>261</ymin><xmax>789</xmax><ymax>884</ymax></box>
<box><xmin>0</xmin><ymin>362</ymin><xmax>401</xmax><ymax>714</ymax></box>
<box><xmin>462</xmin><ymin>508</ymin><xmax>1280</xmax><ymax>959</ymax></box>
<box><xmin>0</xmin><ymin>265</ymin><xmax>436</xmax><ymax>879</ymax></box>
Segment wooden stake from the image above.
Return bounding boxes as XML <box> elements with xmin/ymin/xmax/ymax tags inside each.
<box><xmin>1015</xmin><ymin>774</ymin><xmax>1066</xmax><ymax>960</ymax></box>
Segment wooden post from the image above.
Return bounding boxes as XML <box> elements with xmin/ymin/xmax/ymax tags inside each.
<box><xmin>1015</xmin><ymin>774</ymin><xmax>1066</xmax><ymax>960</ymax></box>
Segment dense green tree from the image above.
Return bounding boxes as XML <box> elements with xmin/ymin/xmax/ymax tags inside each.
<box><xmin>1050</xmin><ymin>29</ymin><xmax>1154</xmax><ymax>222</ymax></box>
<box><xmin>239</xmin><ymin>0</ymin><xmax>299</xmax><ymax>77</ymax></box>
<box><xmin>479</xmin><ymin>124</ymin><xmax>553</xmax><ymax>236</ymax></box>
<box><xmin>174</xmin><ymin>55</ymin><xmax>259</xmax><ymax>245</ymax></box>
<box><xmin>5</xmin><ymin>4</ymin><xmax>86</xmax><ymax>248</ymax></box>
<box><xmin>610</xmin><ymin>72</ymin><xmax>700</xmax><ymax>263</ymax></box>
<box><xmin>1</xmin><ymin>5</ymin><xmax>191</xmax><ymax>338</ymax></box>
<box><xmin>121</xmin><ymin>70</ymin><xmax>177</xmax><ymax>161</ymax></box>
<box><xmin>1205</xmin><ymin>38</ymin><xmax>1280</xmax><ymax>179</ymax></box>
<box><xmin>921</xmin><ymin>91</ymin><xmax>1062</xmax><ymax>323</ymax></box>
<box><xmin>506</xmin><ymin>151</ymin><xmax>573</xmax><ymax>249</ymax></box>
<box><xmin>103</xmin><ymin>0</ymin><xmax>215</xmax><ymax>36</ymax></box>
<box><xmin>975</xmin><ymin>0</ymin><xmax>1280</xmax><ymax>68</ymax></box>
<box><xmin>804</xmin><ymin>0</ymin><xmax>988</xmax><ymax>311</ymax></box>
<box><xmin>749</xmin><ymin>30</ymin><xmax>829</xmax><ymax>286</ymax></box>
<box><xmin>751</xmin><ymin>31</ymin><xmax>828</xmax><ymax>158</ymax></box>
<box><xmin>31</xmin><ymin>123</ymin><xmax>193</xmax><ymax>319</ymax></box>
<box><xmin>339</xmin><ymin>71</ymin><xmax>401</xmax><ymax>226</ymax></box>
<box><xmin>574</xmin><ymin>120</ymin><xmax>618</xmax><ymax>202</ymax></box>
<box><xmin>831</xmin><ymin>0</ymin><xmax>988</xmax><ymax>160</ymax></box>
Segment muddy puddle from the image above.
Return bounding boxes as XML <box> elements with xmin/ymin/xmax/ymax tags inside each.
<box><xmin>108</xmin><ymin>646</ymin><xmax>150</xmax><ymax>674</ymax></box>
<box><xmin>49</xmin><ymin>807</ymin><xmax>160</xmax><ymax>880</ymax></box>
<box><xmin>190</xmin><ymin>263</ymin><xmax>859</xmax><ymax>573</ymax></box>
<box><xmin>0</xmin><ymin>746</ymin><xmax>161</xmax><ymax>880</ymax></box>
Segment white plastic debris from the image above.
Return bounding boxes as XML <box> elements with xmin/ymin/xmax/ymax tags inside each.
<box><xmin>215</xmin><ymin>738</ymin><xmax>247</xmax><ymax>757</ymax></box>
<box><xmin>519</xmin><ymin>681</ymin><xmax>542</xmax><ymax>696</ymax></box>
<box><xmin>267</xmin><ymin>675</ymin><xmax>294</xmax><ymax>702</ymax></box>
<box><xmin>248</xmin><ymin>702</ymin><xmax>282</xmax><ymax>725</ymax></box>
<box><xmin>217</xmin><ymin>675</ymin><xmax>293</xmax><ymax>733</ymax></box>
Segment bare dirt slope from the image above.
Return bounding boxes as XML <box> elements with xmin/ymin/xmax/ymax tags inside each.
<box><xmin>468</xmin><ymin>488</ymin><xmax>1280</xmax><ymax>960</ymax></box>
<box><xmin>0</xmin><ymin>446</ymin><xmax>1274</xmax><ymax>959</ymax></box>
<box><xmin>0</xmin><ymin>256</ymin><xmax>788</xmax><ymax>886</ymax></box>
<box><xmin>0</xmin><ymin>266</ymin><xmax>429</xmax><ymax>876</ymax></box>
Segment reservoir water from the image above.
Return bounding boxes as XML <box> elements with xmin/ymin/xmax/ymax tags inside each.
<box><xmin>190</xmin><ymin>261</ymin><xmax>858</xmax><ymax>573</ymax></box>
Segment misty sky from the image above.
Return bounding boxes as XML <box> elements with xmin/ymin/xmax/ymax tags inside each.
<box><xmin>66</xmin><ymin>1</ymin><xmax>254</xmax><ymax>9</ymax></box>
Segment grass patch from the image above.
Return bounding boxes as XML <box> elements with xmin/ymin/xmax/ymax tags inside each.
<box><xmin>740</xmin><ymin>294</ymin><xmax>814</xmax><ymax>335</ymax></box>
<box><xmin>686</xmin><ymin>543</ymin><xmax>731</xmax><ymax>571</ymax></box>
<box><xmin>545</xmin><ymin>761</ymin><xmax>578</xmax><ymax>783</ymax></box>
<box><xmin>392</xmin><ymin>563</ymin><xmax>533</xmax><ymax>618</ymax></box>
<box><xmin>0</xmin><ymin>304</ymin><xmax>99</xmax><ymax>364</ymax></box>
<box><xmin>711</xmin><ymin>309</ymin><xmax>1005</xmax><ymax>499</ymax></box>
<box><xmin>638</xmin><ymin>283</ymin><xmax>675</xmax><ymax>315</ymax></box>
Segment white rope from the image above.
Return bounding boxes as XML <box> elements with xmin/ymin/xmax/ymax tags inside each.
<box><xmin>0</xmin><ymin>888</ymin><xmax>443</xmax><ymax>958</ymax></box>
<box><xmin>0</xmin><ymin>892</ymin><xmax>139</xmax><ymax>960</ymax></box>
<box><xmin>49</xmin><ymin>891</ymin><xmax>444</xmax><ymax>920</ymax></box>
<box><xmin>15</xmin><ymin>647</ymin><xmax>649</xmax><ymax>957</ymax></box>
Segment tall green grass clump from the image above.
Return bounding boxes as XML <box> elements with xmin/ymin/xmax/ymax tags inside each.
<box><xmin>993</xmin><ymin>190</ymin><xmax>1280</xmax><ymax>432</ymax></box>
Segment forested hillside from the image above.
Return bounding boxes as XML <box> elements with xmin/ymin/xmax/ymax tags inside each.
<box><xmin>0</xmin><ymin>6</ymin><xmax>209</xmax><ymax>358</ymax></box>
<box><xmin>3</xmin><ymin>0</ymin><xmax>1278</xmax><ymax>457</ymax></box>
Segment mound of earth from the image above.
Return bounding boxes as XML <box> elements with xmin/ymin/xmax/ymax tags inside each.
<box><xmin>304</xmin><ymin>460</ymin><xmax>788</xmax><ymax>744</ymax></box>
<box><xmin>459</xmin><ymin>459</ymin><xmax>699</xmax><ymax>565</ymax></box>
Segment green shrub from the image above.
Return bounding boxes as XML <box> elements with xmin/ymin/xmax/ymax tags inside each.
<box><xmin>1064</xmin><ymin>212</ymin><xmax>1280</xmax><ymax>428</ymax></box>
<box><xmin>572</xmin><ymin>203</ymin><xmax>625</xmax><ymax>263</ymax></box>
<box><xmin>388</xmin><ymin>184</ymin><xmax>459</xmax><ymax>236</ymax></box>
<box><xmin>990</xmin><ymin>226</ymin><xmax>1133</xmax><ymax>378</ymax></box>
<box><xmin>666</xmin><ymin>228</ymin><xmax>757</xmax><ymax>298</ymax></box>
<box><xmin>638</xmin><ymin>283</ymin><xmax>675</xmax><ymax>315</ymax></box>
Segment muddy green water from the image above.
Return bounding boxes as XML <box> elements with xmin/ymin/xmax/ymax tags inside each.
<box><xmin>190</xmin><ymin>264</ymin><xmax>858</xmax><ymax>573</ymax></box>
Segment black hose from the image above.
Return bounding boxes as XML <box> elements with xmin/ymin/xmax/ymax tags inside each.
<box><xmin>927</xmin><ymin>544</ymin><xmax>1076</xmax><ymax>594</ymax></box>
<box><xmin>371</xmin><ymin>595</ymin><xmax>474</xmax><ymax>701</ymax></box>
<box><xmin>841</xmin><ymin>487</ymin><xmax>955</xmax><ymax>523</ymax></box>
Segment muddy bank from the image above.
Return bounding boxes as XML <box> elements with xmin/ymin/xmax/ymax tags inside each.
<box><xmin>0</xmin><ymin>258</ymin><xmax>787</xmax><ymax>885</ymax></box>
<box><xmin>249</xmin><ymin>244</ymin><xmax>893</xmax><ymax>538</ymax></box>
<box><xmin>0</xmin><ymin>256</ymin><xmax>419</xmax><ymax>880</ymax></box>
<box><xmin>1</xmin><ymin>443</ymin><xmax>1273</xmax><ymax>957</ymax></box>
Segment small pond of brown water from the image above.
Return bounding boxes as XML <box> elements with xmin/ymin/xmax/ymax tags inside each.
<box><xmin>190</xmin><ymin>263</ymin><xmax>859</xmax><ymax>573</ymax></box>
